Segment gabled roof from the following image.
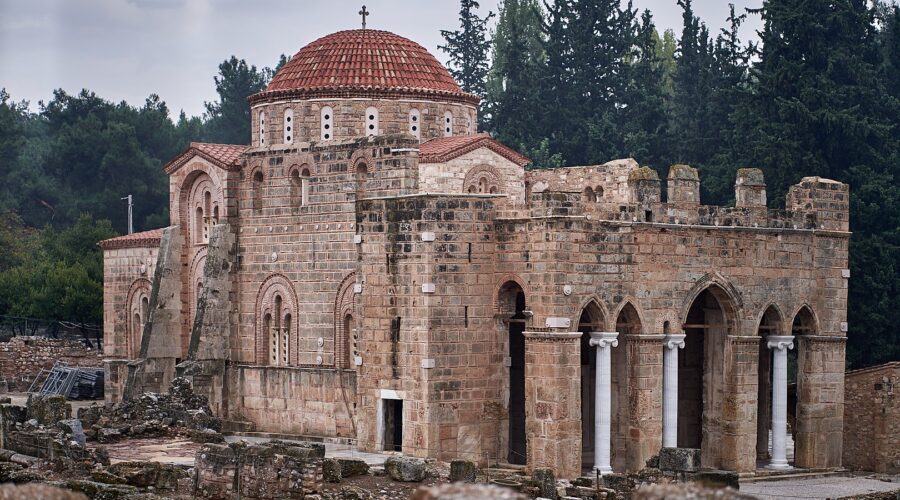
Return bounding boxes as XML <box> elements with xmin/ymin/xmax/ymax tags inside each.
<box><xmin>163</xmin><ymin>142</ymin><xmax>248</xmax><ymax>174</ymax></box>
<box><xmin>418</xmin><ymin>133</ymin><xmax>531</xmax><ymax>167</ymax></box>
<box><xmin>99</xmin><ymin>228</ymin><xmax>164</xmax><ymax>250</ymax></box>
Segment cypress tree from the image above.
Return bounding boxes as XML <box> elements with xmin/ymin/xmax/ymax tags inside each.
<box><xmin>440</xmin><ymin>0</ymin><xmax>496</xmax><ymax>126</ymax></box>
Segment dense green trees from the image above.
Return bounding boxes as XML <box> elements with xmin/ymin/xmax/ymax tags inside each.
<box><xmin>0</xmin><ymin>54</ymin><xmax>278</xmax><ymax>331</ymax></box>
<box><xmin>440</xmin><ymin>0</ymin><xmax>495</xmax><ymax>123</ymax></box>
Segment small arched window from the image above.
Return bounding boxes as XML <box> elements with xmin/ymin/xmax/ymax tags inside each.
<box><xmin>408</xmin><ymin>109</ymin><xmax>421</xmax><ymax>140</ymax></box>
<box><xmin>301</xmin><ymin>168</ymin><xmax>311</xmax><ymax>206</ymax></box>
<box><xmin>356</xmin><ymin>163</ymin><xmax>368</xmax><ymax>198</ymax></box>
<box><xmin>595</xmin><ymin>186</ymin><xmax>604</xmax><ymax>199</ymax></box>
<box><xmin>584</xmin><ymin>186</ymin><xmax>597</xmax><ymax>202</ymax></box>
<box><xmin>283</xmin><ymin>108</ymin><xmax>293</xmax><ymax>144</ymax></box>
<box><xmin>252</xmin><ymin>170</ymin><xmax>264</xmax><ymax>211</ymax></box>
<box><xmin>203</xmin><ymin>191</ymin><xmax>211</xmax><ymax>242</ymax></box>
<box><xmin>195</xmin><ymin>206</ymin><xmax>204</xmax><ymax>243</ymax></box>
<box><xmin>269</xmin><ymin>295</ymin><xmax>290</xmax><ymax>366</ymax></box>
<box><xmin>258</xmin><ymin>110</ymin><xmax>266</xmax><ymax>146</ymax></box>
<box><xmin>321</xmin><ymin>106</ymin><xmax>334</xmax><ymax>141</ymax></box>
<box><xmin>365</xmin><ymin>106</ymin><xmax>378</xmax><ymax>136</ymax></box>
<box><xmin>443</xmin><ymin>111</ymin><xmax>453</xmax><ymax>137</ymax></box>
<box><xmin>343</xmin><ymin>313</ymin><xmax>355</xmax><ymax>368</ymax></box>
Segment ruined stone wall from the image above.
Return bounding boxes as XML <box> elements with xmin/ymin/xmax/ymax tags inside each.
<box><xmin>226</xmin><ymin>365</ymin><xmax>356</xmax><ymax>437</ymax></box>
<box><xmin>0</xmin><ymin>337</ymin><xmax>103</xmax><ymax>391</ymax></box>
<box><xmin>101</xmin><ymin>245</ymin><xmax>159</xmax><ymax>359</ymax></box>
<box><xmin>251</xmin><ymin>98</ymin><xmax>477</xmax><ymax>145</ymax></box>
<box><xmin>418</xmin><ymin>149</ymin><xmax>526</xmax><ymax>203</ymax></box>
<box><xmin>843</xmin><ymin>363</ymin><xmax>900</xmax><ymax>473</ymax></box>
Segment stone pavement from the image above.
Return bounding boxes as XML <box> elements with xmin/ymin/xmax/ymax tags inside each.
<box><xmin>741</xmin><ymin>475</ymin><xmax>900</xmax><ymax>499</ymax></box>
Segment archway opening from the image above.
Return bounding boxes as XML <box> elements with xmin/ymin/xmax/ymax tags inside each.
<box><xmin>756</xmin><ymin>306</ymin><xmax>783</xmax><ymax>465</ymax></box>
<box><xmin>613</xmin><ymin>303</ymin><xmax>640</xmax><ymax>471</ymax></box>
<box><xmin>343</xmin><ymin>313</ymin><xmax>355</xmax><ymax>368</ymax></box>
<box><xmin>790</xmin><ymin>306</ymin><xmax>816</xmax><ymax>467</ymax></box>
<box><xmin>252</xmin><ymin>171</ymin><xmax>264</xmax><ymax>211</ymax></box>
<box><xmin>356</xmin><ymin>163</ymin><xmax>368</xmax><ymax>198</ymax></box>
<box><xmin>498</xmin><ymin>281</ymin><xmax>527</xmax><ymax>465</ymax></box>
<box><xmin>578</xmin><ymin>302</ymin><xmax>604</xmax><ymax>472</ymax></box>
<box><xmin>679</xmin><ymin>287</ymin><xmax>734</xmax><ymax>466</ymax></box>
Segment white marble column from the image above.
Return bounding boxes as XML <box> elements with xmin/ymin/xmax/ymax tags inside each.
<box><xmin>767</xmin><ymin>335</ymin><xmax>795</xmax><ymax>470</ymax></box>
<box><xmin>590</xmin><ymin>331</ymin><xmax>619</xmax><ymax>475</ymax></box>
<box><xmin>662</xmin><ymin>333</ymin><xmax>686</xmax><ymax>448</ymax></box>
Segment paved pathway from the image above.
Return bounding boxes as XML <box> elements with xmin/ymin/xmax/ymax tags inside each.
<box><xmin>742</xmin><ymin>475</ymin><xmax>900</xmax><ymax>499</ymax></box>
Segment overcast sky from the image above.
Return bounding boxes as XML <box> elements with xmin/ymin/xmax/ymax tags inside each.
<box><xmin>0</xmin><ymin>0</ymin><xmax>762</xmax><ymax>118</ymax></box>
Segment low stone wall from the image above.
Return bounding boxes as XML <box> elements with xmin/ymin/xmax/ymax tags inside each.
<box><xmin>194</xmin><ymin>441</ymin><xmax>323</xmax><ymax>499</ymax></box>
<box><xmin>843</xmin><ymin>362</ymin><xmax>900</xmax><ymax>473</ymax></box>
<box><xmin>0</xmin><ymin>337</ymin><xmax>104</xmax><ymax>392</ymax></box>
<box><xmin>227</xmin><ymin>364</ymin><xmax>356</xmax><ymax>438</ymax></box>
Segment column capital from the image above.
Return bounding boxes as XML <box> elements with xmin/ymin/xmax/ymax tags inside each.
<box><xmin>663</xmin><ymin>333</ymin><xmax>686</xmax><ymax>350</ymax></box>
<box><xmin>767</xmin><ymin>335</ymin><xmax>795</xmax><ymax>351</ymax></box>
<box><xmin>589</xmin><ymin>331</ymin><xmax>619</xmax><ymax>348</ymax></box>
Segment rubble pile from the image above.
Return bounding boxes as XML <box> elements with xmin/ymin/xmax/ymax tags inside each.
<box><xmin>78</xmin><ymin>377</ymin><xmax>222</xmax><ymax>444</ymax></box>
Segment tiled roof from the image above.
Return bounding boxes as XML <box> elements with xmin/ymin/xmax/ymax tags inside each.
<box><xmin>163</xmin><ymin>142</ymin><xmax>247</xmax><ymax>174</ymax></box>
<box><xmin>419</xmin><ymin>134</ymin><xmax>531</xmax><ymax>167</ymax></box>
<box><xmin>99</xmin><ymin>228</ymin><xmax>164</xmax><ymax>250</ymax></box>
<box><xmin>251</xmin><ymin>30</ymin><xmax>478</xmax><ymax>106</ymax></box>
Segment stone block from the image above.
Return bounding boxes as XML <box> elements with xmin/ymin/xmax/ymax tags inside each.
<box><xmin>323</xmin><ymin>458</ymin><xmax>342</xmax><ymax>483</ymax></box>
<box><xmin>0</xmin><ymin>483</ymin><xmax>88</xmax><ymax>500</ymax></box>
<box><xmin>532</xmin><ymin>468</ymin><xmax>557</xmax><ymax>500</ymax></box>
<box><xmin>449</xmin><ymin>459</ymin><xmax>476</xmax><ymax>482</ymax></box>
<box><xmin>658</xmin><ymin>447</ymin><xmax>701</xmax><ymax>472</ymax></box>
<box><xmin>412</xmin><ymin>483</ymin><xmax>527</xmax><ymax>500</ymax></box>
<box><xmin>385</xmin><ymin>456</ymin><xmax>426</xmax><ymax>482</ymax></box>
<box><xmin>107</xmin><ymin>461</ymin><xmax>186</xmax><ymax>490</ymax></box>
<box><xmin>338</xmin><ymin>458</ymin><xmax>369</xmax><ymax>478</ymax></box>
<box><xmin>25</xmin><ymin>394</ymin><xmax>71</xmax><ymax>425</ymax></box>
<box><xmin>691</xmin><ymin>470</ymin><xmax>739</xmax><ymax>489</ymax></box>
<box><xmin>57</xmin><ymin>419</ymin><xmax>86</xmax><ymax>447</ymax></box>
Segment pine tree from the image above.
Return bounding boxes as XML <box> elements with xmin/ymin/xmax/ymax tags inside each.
<box><xmin>739</xmin><ymin>0</ymin><xmax>900</xmax><ymax>367</ymax></box>
<box><xmin>440</xmin><ymin>0</ymin><xmax>495</xmax><ymax>126</ymax></box>
<box><xmin>620</xmin><ymin>9</ymin><xmax>670</xmax><ymax>169</ymax></box>
<box><xmin>203</xmin><ymin>56</ymin><xmax>271</xmax><ymax>145</ymax></box>
<box><xmin>485</xmin><ymin>0</ymin><xmax>545</xmax><ymax>154</ymax></box>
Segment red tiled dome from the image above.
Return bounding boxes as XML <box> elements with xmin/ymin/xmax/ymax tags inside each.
<box><xmin>250</xmin><ymin>29</ymin><xmax>478</xmax><ymax>105</ymax></box>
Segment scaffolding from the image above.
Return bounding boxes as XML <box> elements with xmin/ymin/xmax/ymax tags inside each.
<box><xmin>27</xmin><ymin>361</ymin><xmax>104</xmax><ymax>400</ymax></box>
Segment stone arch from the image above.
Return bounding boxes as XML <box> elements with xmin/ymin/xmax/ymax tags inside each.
<box><xmin>788</xmin><ymin>303</ymin><xmax>819</xmax><ymax>336</ymax></box>
<box><xmin>494</xmin><ymin>274</ymin><xmax>530</xmax><ymax>318</ymax></box>
<box><xmin>573</xmin><ymin>295</ymin><xmax>609</xmax><ymax>329</ymax></box>
<box><xmin>755</xmin><ymin>302</ymin><xmax>786</xmax><ymax>336</ymax></box>
<box><xmin>679</xmin><ymin>273</ymin><xmax>743</xmax><ymax>332</ymax></box>
<box><xmin>678</xmin><ymin>277</ymin><xmax>742</xmax><ymax>468</ymax></box>
<box><xmin>289</xmin><ymin>163</ymin><xmax>313</xmax><ymax>207</ymax></box>
<box><xmin>254</xmin><ymin>274</ymin><xmax>300</xmax><ymax>366</ymax></box>
<box><xmin>611</xmin><ymin>297</ymin><xmax>646</xmax><ymax>335</ymax></box>
<box><xmin>496</xmin><ymin>278</ymin><xmax>528</xmax><ymax>465</ymax></box>
<box><xmin>789</xmin><ymin>303</ymin><xmax>819</xmax><ymax>468</ymax></box>
<box><xmin>125</xmin><ymin>278</ymin><xmax>152</xmax><ymax>358</ymax></box>
<box><xmin>334</xmin><ymin>272</ymin><xmax>358</xmax><ymax>369</ymax></box>
<box><xmin>464</xmin><ymin>164</ymin><xmax>503</xmax><ymax>194</ymax></box>
<box><xmin>249</xmin><ymin>165</ymin><xmax>264</xmax><ymax>211</ymax></box>
<box><xmin>350</xmin><ymin>149</ymin><xmax>374</xmax><ymax>174</ymax></box>
<box><xmin>179</xmin><ymin>169</ymin><xmax>224</xmax><ymax>247</ymax></box>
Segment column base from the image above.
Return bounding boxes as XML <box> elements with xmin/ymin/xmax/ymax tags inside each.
<box><xmin>766</xmin><ymin>461</ymin><xmax>793</xmax><ymax>471</ymax></box>
<box><xmin>593</xmin><ymin>465</ymin><xmax>614</xmax><ymax>475</ymax></box>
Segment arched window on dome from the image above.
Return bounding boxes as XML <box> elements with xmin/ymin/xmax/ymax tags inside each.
<box><xmin>283</xmin><ymin>108</ymin><xmax>293</xmax><ymax>144</ymax></box>
<box><xmin>409</xmin><ymin>109</ymin><xmax>421</xmax><ymax>140</ymax></box>
<box><xmin>443</xmin><ymin>111</ymin><xmax>453</xmax><ymax>137</ymax></box>
<box><xmin>365</xmin><ymin>107</ymin><xmax>379</xmax><ymax>136</ymax></box>
<box><xmin>321</xmin><ymin>106</ymin><xmax>334</xmax><ymax>141</ymax></box>
<box><xmin>258</xmin><ymin>111</ymin><xmax>266</xmax><ymax>147</ymax></box>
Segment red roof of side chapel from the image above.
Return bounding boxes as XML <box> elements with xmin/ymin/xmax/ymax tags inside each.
<box><xmin>163</xmin><ymin>142</ymin><xmax>248</xmax><ymax>174</ymax></box>
<box><xmin>98</xmin><ymin>228</ymin><xmax>164</xmax><ymax>250</ymax></box>
<box><xmin>419</xmin><ymin>134</ymin><xmax>531</xmax><ymax>167</ymax></box>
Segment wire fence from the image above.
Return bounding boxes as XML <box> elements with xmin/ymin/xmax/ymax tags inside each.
<box><xmin>0</xmin><ymin>314</ymin><xmax>103</xmax><ymax>349</ymax></box>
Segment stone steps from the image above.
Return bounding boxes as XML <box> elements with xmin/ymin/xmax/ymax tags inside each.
<box><xmin>740</xmin><ymin>468</ymin><xmax>848</xmax><ymax>483</ymax></box>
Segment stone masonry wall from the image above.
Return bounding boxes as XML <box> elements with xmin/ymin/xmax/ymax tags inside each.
<box><xmin>251</xmin><ymin>98</ymin><xmax>477</xmax><ymax>145</ymax></box>
<box><xmin>843</xmin><ymin>362</ymin><xmax>900</xmax><ymax>473</ymax></box>
<box><xmin>0</xmin><ymin>337</ymin><xmax>103</xmax><ymax>391</ymax></box>
<box><xmin>102</xmin><ymin>245</ymin><xmax>159</xmax><ymax>359</ymax></box>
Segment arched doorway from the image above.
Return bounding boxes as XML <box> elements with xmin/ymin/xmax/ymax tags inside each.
<box><xmin>614</xmin><ymin>303</ymin><xmax>641</xmax><ymax>471</ymax></box>
<box><xmin>498</xmin><ymin>281</ymin><xmax>527</xmax><ymax>465</ymax></box>
<box><xmin>790</xmin><ymin>306</ymin><xmax>816</xmax><ymax>467</ymax></box>
<box><xmin>578</xmin><ymin>301</ymin><xmax>604</xmax><ymax>472</ymax></box>
<box><xmin>679</xmin><ymin>286</ymin><xmax>736</xmax><ymax>467</ymax></box>
<box><xmin>756</xmin><ymin>305</ymin><xmax>784</xmax><ymax>465</ymax></box>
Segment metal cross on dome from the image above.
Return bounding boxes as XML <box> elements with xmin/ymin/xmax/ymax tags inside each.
<box><xmin>359</xmin><ymin>5</ymin><xmax>369</xmax><ymax>29</ymax></box>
